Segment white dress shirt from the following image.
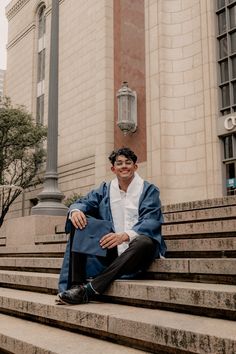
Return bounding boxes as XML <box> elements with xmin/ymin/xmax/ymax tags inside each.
<box><xmin>110</xmin><ymin>173</ymin><xmax>144</xmax><ymax>255</ymax></box>
<box><xmin>70</xmin><ymin>172</ymin><xmax>144</xmax><ymax>256</ymax></box>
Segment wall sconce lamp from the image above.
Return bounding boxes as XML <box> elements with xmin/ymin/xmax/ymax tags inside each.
<box><xmin>116</xmin><ymin>81</ymin><xmax>137</xmax><ymax>135</ymax></box>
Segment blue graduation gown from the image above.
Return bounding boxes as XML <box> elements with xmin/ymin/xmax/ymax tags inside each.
<box><xmin>58</xmin><ymin>180</ymin><xmax>166</xmax><ymax>292</ymax></box>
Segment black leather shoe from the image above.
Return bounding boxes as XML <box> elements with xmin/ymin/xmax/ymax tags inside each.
<box><xmin>57</xmin><ymin>285</ymin><xmax>89</xmax><ymax>305</ymax></box>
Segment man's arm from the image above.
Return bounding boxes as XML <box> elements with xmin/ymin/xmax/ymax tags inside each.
<box><xmin>70</xmin><ymin>210</ymin><xmax>87</xmax><ymax>229</ymax></box>
<box><xmin>66</xmin><ymin>182</ymin><xmax>107</xmax><ymax>231</ymax></box>
<box><xmin>100</xmin><ymin>232</ymin><xmax>130</xmax><ymax>249</ymax></box>
<box><xmin>132</xmin><ymin>183</ymin><xmax>163</xmax><ymax>238</ymax></box>
<box><xmin>131</xmin><ymin>183</ymin><xmax>167</xmax><ymax>257</ymax></box>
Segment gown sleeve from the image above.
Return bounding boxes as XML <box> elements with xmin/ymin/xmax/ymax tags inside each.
<box><xmin>132</xmin><ymin>183</ymin><xmax>167</xmax><ymax>256</ymax></box>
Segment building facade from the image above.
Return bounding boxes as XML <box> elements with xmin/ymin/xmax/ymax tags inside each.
<box><xmin>3</xmin><ymin>0</ymin><xmax>236</xmax><ymax>217</ymax></box>
<box><xmin>0</xmin><ymin>69</ymin><xmax>5</xmax><ymax>97</ymax></box>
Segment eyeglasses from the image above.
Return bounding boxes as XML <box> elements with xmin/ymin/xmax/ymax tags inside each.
<box><xmin>114</xmin><ymin>160</ymin><xmax>134</xmax><ymax>166</ymax></box>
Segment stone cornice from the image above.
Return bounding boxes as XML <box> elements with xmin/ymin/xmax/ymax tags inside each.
<box><xmin>7</xmin><ymin>22</ymin><xmax>36</xmax><ymax>49</ymax></box>
<box><xmin>6</xmin><ymin>0</ymin><xmax>31</xmax><ymax>20</ymax></box>
<box><xmin>6</xmin><ymin>0</ymin><xmax>65</xmax><ymax>20</ymax></box>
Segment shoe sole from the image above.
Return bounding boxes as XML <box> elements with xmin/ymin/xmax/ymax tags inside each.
<box><xmin>55</xmin><ymin>293</ymin><xmax>89</xmax><ymax>305</ymax></box>
<box><xmin>55</xmin><ymin>295</ymin><xmax>73</xmax><ymax>305</ymax></box>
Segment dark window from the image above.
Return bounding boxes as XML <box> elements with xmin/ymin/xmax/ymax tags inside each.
<box><xmin>226</xmin><ymin>162</ymin><xmax>235</xmax><ymax>178</ymax></box>
<box><xmin>38</xmin><ymin>6</ymin><xmax>46</xmax><ymax>39</ymax></box>
<box><xmin>224</xmin><ymin>135</ymin><xmax>234</xmax><ymax>158</ymax></box>
<box><xmin>223</xmin><ymin>134</ymin><xmax>236</xmax><ymax>195</ymax></box>
<box><xmin>217</xmin><ymin>2</ymin><xmax>236</xmax><ymax>115</ymax></box>
<box><xmin>219</xmin><ymin>36</ymin><xmax>228</xmax><ymax>58</ymax></box>
<box><xmin>221</xmin><ymin>84</ymin><xmax>230</xmax><ymax>107</ymax></box>
<box><xmin>36</xmin><ymin>95</ymin><xmax>44</xmax><ymax>124</ymax></box>
<box><xmin>218</xmin><ymin>11</ymin><xmax>227</xmax><ymax>34</ymax></box>
<box><xmin>231</xmin><ymin>31</ymin><xmax>236</xmax><ymax>53</ymax></box>
<box><xmin>229</xmin><ymin>5</ymin><xmax>236</xmax><ymax>28</ymax></box>
<box><xmin>37</xmin><ymin>49</ymin><xmax>45</xmax><ymax>82</ymax></box>
<box><xmin>232</xmin><ymin>55</ymin><xmax>236</xmax><ymax>77</ymax></box>
<box><xmin>217</xmin><ymin>0</ymin><xmax>225</xmax><ymax>8</ymax></box>
<box><xmin>233</xmin><ymin>81</ymin><xmax>236</xmax><ymax>103</ymax></box>
<box><xmin>220</xmin><ymin>60</ymin><xmax>229</xmax><ymax>82</ymax></box>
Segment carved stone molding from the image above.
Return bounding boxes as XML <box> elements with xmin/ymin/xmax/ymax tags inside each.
<box><xmin>6</xmin><ymin>0</ymin><xmax>31</xmax><ymax>20</ymax></box>
<box><xmin>6</xmin><ymin>0</ymin><xmax>64</xmax><ymax>20</ymax></box>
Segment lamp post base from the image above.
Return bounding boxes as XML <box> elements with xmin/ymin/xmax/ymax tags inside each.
<box><xmin>31</xmin><ymin>201</ymin><xmax>68</xmax><ymax>216</ymax></box>
<box><xmin>31</xmin><ymin>187</ymin><xmax>68</xmax><ymax>216</ymax></box>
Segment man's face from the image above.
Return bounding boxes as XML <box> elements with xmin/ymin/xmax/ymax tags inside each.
<box><xmin>111</xmin><ymin>155</ymin><xmax>137</xmax><ymax>181</ymax></box>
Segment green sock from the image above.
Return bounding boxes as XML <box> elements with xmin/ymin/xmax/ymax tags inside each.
<box><xmin>84</xmin><ymin>282</ymin><xmax>98</xmax><ymax>296</ymax></box>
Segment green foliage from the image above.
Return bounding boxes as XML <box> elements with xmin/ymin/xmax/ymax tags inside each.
<box><xmin>64</xmin><ymin>192</ymin><xmax>83</xmax><ymax>207</ymax></box>
<box><xmin>0</xmin><ymin>97</ymin><xmax>47</xmax><ymax>226</ymax></box>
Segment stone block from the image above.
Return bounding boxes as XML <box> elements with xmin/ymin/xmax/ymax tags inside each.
<box><xmin>166</xmin><ymin>237</ymin><xmax>236</xmax><ymax>252</ymax></box>
<box><xmin>0</xmin><ymin>314</ymin><xmax>143</xmax><ymax>354</ymax></box>
<box><xmin>189</xmin><ymin>259</ymin><xmax>236</xmax><ymax>275</ymax></box>
<box><xmin>4</xmin><ymin>216</ymin><xmax>66</xmax><ymax>247</ymax></box>
<box><xmin>163</xmin><ymin>219</ymin><xmax>236</xmax><ymax>236</ymax></box>
<box><xmin>163</xmin><ymin>205</ymin><xmax>236</xmax><ymax>223</ymax></box>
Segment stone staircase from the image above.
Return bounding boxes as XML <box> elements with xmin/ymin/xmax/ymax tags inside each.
<box><xmin>0</xmin><ymin>196</ymin><xmax>236</xmax><ymax>353</ymax></box>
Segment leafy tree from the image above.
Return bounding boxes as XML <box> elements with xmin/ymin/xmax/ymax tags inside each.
<box><xmin>0</xmin><ymin>97</ymin><xmax>47</xmax><ymax>226</ymax></box>
<box><xmin>64</xmin><ymin>192</ymin><xmax>83</xmax><ymax>207</ymax></box>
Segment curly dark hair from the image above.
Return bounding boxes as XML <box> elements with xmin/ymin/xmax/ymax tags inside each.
<box><xmin>108</xmin><ymin>147</ymin><xmax>137</xmax><ymax>165</ymax></box>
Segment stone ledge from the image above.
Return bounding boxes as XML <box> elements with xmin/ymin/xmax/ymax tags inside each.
<box><xmin>163</xmin><ymin>195</ymin><xmax>236</xmax><ymax>213</ymax></box>
<box><xmin>2</xmin><ymin>215</ymin><xmax>67</xmax><ymax>248</ymax></box>
<box><xmin>151</xmin><ymin>258</ymin><xmax>236</xmax><ymax>275</ymax></box>
<box><xmin>1</xmin><ymin>288</ymin><xmax>236</xmax><ymax>354</ymax></box>
<box><xmin>166</xmin><ymin>237</ymin><xmax>236</xmax><ymax>252</ymax></box>
<box><xmin>35</xmin><ymin>233</ymin><xmax>68</xmax><ymax>244</ymax></box>
<box><xmin>1</xmin><ymin>236</ymin><xmax>235</xmax><ymax>256</ymax></box>
<box><xmin>0</xmin><ymin>257</ymin><xmax>63</xmax><ymax>270</ymax></box>
<box><xmin>163</xmin><ymin>219</ymin><xmax>236</xmax><ymax>236</ymax></box>
<box><xmin>1</xmin><ymin>257</ymin><xmax>236</xmax><ymax>276</ymax></box>
<box><xmin>0</xmin><ymin>314</ymin><xmax>143</xmax><ymax>354</ymax></box>
<box><xmin>163</xmin><ymin>205</ymin><xmax>236</xmax><ymax>223</ymax></box>
<box><xmin>0</xmin><ymin>243</ymin><xmax>66</xmax><ymax>255</ymax></box>
<box><xmin>1</xmin><ymin>274</ymin><xmax>236</xmax><ymax>318</ymax></box>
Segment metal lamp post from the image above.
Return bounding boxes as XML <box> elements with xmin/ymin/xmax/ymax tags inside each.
<box><xmin>32</xmin><ymin>0</ymin><xmax>67</xmax><ymax>216</ymax></box>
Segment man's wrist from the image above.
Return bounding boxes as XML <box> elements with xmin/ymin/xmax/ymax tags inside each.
<box><xmin>125</xmin><ymin>230</ymin><xmax>138</xmax><ymax>242</ymax></box>
<box><xmin>121</xmin><ymin>232</ymin><xmax>129</xmax><ymax>242</ymax></box>
<box><xmin>69</xmin><ymin>209</ymin><xmax>80</xmax><ymax>220</ymax></box>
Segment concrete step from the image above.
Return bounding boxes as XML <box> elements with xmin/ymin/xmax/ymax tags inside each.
<box><xmin>1</xmin><ymin>238</ymin><xmax>236</xmax><ymax>258</ymax></box>
<box><xmin>166</xmin><ymin>237</ymin><xmax>236</xmax><ymax>257</ymax></box>
<box><xmin>151</xmin><ymin>258</ymin><xmax>236</xmax><ymax>284</ymax></box>
<box><xmin>0</xmin><ymin>271</ymin><xmax>235</xmax><ymax>320</ymax></box>
<box><xmin>164</xmin><ymin>205</ymin><xmax>236</xmax><ymax>223</ymax></box>
<box><xmin>162</xmin><ymin>219</ymin><xmax>236</xmax><ymax>237</ymax></box>
<box><xmin>35</xmin><ymin>233</ymin><xmax>68</xmax><ymax>244</ymax></box>
<box><xmin>0</xmin><ymin>313</ymin><xmax>145</xmax><ymax>354</ymax></box>
<box><xmin>0</xmin><ymin>243</ymin><xmax>66</xmax><ymax>256</ymax></box>
<box><xmin>1</xmin><ymin>257</ymin><xmax>236</xmax><ymax>284</ymax></box>
<box><xmin>1</xmin><ymin>288</ymin><xmax>236</xmax><ymax>354</ymax></box>
<box><xmin>1</xmin><ymin>257</ymin><xmax>236</xmax><ymax>279</ymax></box>
<box><xmin>162</xmin><ymin>195</ymin><xmax>236</xmax><ymax>213</ymax></box>
<box><xmin>0</xmin><ymin>256</ymin><xmax>63</xmax><ymax>272</ymax></box>
<box><xmin>55</xmin><ymin>216</ymin><xmax>236</xmax><ymax>239</ymax></box>
<box><xmin>0</xmin><ymin>270</ymin><xmax>58</xmax><ymax>292</ymax></box>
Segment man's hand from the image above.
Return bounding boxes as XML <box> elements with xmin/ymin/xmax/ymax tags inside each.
<box><xmin>71</xmin><ymin>210</ymin><xmax>87</xmax><ymax>229</ymax></box>
<box><xmin>100</xmin><ymin>232</ymin><xmax>129</xmax><ymax>249</ymax></box>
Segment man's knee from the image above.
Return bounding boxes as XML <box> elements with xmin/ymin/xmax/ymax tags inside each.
<box><xmin>130</xmin><ymin>235</ymin><xmax>156</xmax><ymax>253</ymax></box>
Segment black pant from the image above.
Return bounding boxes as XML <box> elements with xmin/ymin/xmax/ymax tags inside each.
<box><xmin>71</xmin><ymin>235</ymin><xmax>157</xmax><ymax>294</ymax></box>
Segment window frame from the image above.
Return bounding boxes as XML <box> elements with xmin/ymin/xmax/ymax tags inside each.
<box><xmin>216</xmin><ymin>0</ymin><xmax>236</xmax><ymax>115</ymax></box>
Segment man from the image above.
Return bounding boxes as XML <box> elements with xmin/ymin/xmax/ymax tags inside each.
<box><xmin>57</xmin><ymin>147</ymin><xmax>166</xmax><ymax>305</ymax></box>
